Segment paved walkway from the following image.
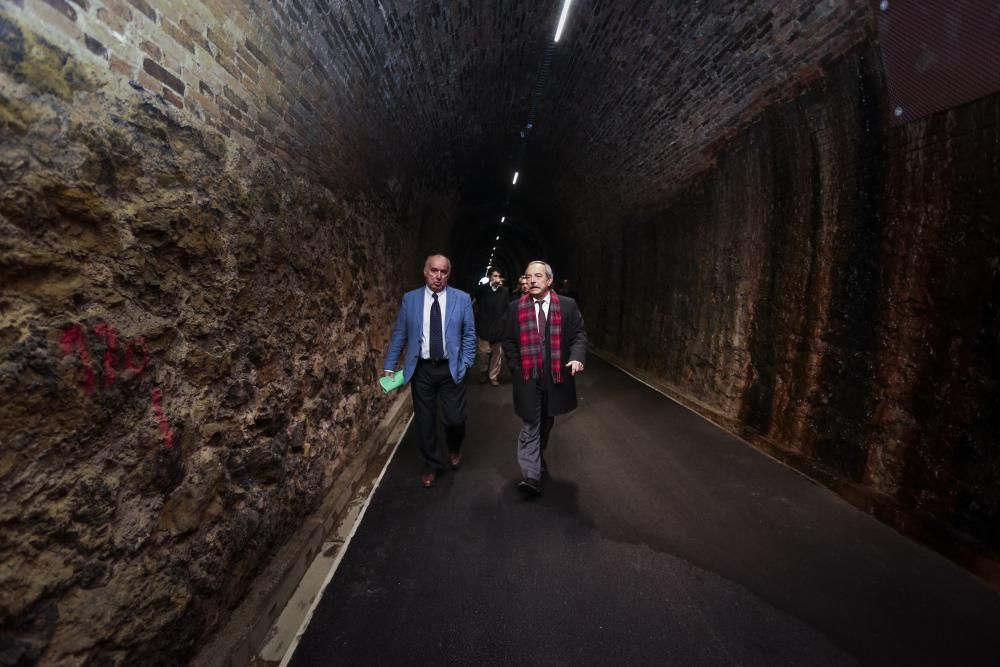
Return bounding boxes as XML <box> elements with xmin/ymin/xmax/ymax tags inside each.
<box><xmin>288</xmin><ymin>355</ymin><xmax>1000</xmax><ymax>666</ymax></box>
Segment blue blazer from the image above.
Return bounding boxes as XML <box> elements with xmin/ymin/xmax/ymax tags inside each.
<box><xmin>384</xmin><ymin>286</ymin><xmax>477</xmax><ymax>385</ymax></box>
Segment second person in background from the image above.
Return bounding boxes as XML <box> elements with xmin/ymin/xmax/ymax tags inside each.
<box><xmin>473</xmin><ymin>267</ymin><xmax>509</xmax><ymax>386</ymax></box>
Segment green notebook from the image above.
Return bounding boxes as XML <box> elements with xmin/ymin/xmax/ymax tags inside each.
<box><xmin>379</xmin><ymin>371</ymin><xmax>404</xmax><ymax>393</ymax></box>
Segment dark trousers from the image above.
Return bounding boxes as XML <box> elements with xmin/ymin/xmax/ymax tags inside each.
<box><xmin>411</xmin><ymin>359</ymin><xmax>467</xmax><ymax>471</ymax></box>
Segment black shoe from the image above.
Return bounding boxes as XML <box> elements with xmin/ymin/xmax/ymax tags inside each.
<box><xmin>518</xmin><ymin>478</ymin><xmax>543</xmax><ymax>496</ymax></box>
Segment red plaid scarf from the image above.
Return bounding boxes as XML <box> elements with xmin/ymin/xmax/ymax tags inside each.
<box><xmin>518</xmin><ymin>291</ymin><xmax>563</xmax><ymax>383</ymax></box>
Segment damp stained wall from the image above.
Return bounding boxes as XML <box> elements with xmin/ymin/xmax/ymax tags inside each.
<box><xmin>2</xmin><ymin>0</ymin><xmax>999</xmax><ymax>664</ymax></box>
<box><xmin>0</xmin><ymin>1</ymin><xmax>458</xmax><ymax>664</ymax></box>
<box><xmin>567</xmin><ymin>45</ymin><xmax>1000</xmax><ymax>582</ymax></box>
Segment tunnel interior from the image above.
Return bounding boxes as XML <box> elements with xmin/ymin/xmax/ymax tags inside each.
<box><xmin>1</xmin><ymin>1</ymin><xmax>999</xmax><ymax>664</ymax></box>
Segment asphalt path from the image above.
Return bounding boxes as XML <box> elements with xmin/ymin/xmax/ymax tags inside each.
<box><xmin>289</xmin><ymin>355</ymin><xmax>1000</xmax><ymax>666</ymax></box>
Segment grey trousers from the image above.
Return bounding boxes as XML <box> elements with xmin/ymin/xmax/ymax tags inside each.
<box><xmin>477</xmin><ymin>338</ymin><xmax>504</xmax><ymax>381</ymax></box>
<box><xmin>517</xmin><ymin>385</ymin><xmax>555</xmax><ymax>481</ymax></box>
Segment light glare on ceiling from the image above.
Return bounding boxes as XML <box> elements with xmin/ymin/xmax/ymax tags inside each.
<box><xmin>554</xmin><ymin>0</ymin><xmax>574</xmax><ymax>42</ymax></box>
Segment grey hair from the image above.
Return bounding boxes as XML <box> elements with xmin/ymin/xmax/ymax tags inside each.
<box><xmin>424</xmin><ymin>254</ymin><xmax>451</xmax><ymax>271</ymax></box>
<box><xmin>525</xmin><ymin>260</ymin><xmax>553</xmax><ymax>281</ymax></box>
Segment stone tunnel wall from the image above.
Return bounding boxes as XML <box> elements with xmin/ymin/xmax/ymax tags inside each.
<box><xmin>0</xmin><ymin>3</ymin><xmax>447</xmax><ymax>665</ymax></box>
<box><xmin>578</xmin><ymin>43</ymin><xmax>1000</xmax><ymax>581</ymax></box>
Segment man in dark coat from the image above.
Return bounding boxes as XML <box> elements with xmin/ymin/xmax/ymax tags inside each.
<box><xmin>502</xmin><ymin>260</ymin><xmax>587</xmax><ymax>495</ymax></box>
<box><xmin>473</xmin><ymin>268</ymin><xmax>509</xmax><ymax>385</ymax></box>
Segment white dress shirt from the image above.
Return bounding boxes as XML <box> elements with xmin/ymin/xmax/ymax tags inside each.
<box><xmin>534</xmin><ymin>293</ymin><xmax>550</xmax><ymax>333</ymax></box>
<box><xmin>422</xmin><ymin>286</ymin><xmax>448</xmax><ymax>359</ymax></box>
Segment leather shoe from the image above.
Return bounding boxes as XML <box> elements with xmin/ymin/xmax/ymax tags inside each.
<box><xmin>518</xmin><ymin>478</ymin><xmax>543</xmax><ymax>496</ymax></box>
<box><xmin>421</xmin><ymin>471</ymin><xmax>436</xmax><ymax>488</ymax></box>
<box><xmin>489</xmin><ymin>379</ymin><xmax>500</xmax><ymax>386</ymax></box>
<box><xmin>448</xmin><ymin>450</ymin><xmax>462</xmax><ymax>470</ymax></box>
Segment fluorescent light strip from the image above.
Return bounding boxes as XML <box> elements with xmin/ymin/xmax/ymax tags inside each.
<box><xmin>512</xmin><ymin>171</ymin><xmax>519</xmax><ymax>185</ymax></box>
<box><xmin>554</xmin><ymin>0</ymin><xmax>574</xmax><ymax>42</ymax></box>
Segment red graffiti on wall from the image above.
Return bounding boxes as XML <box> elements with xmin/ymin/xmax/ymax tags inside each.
<box><xmin>59</xmin><ymin>325</ymin><xmax>96</xmax><ymax>394</ymax></box>
<box><xmin>59</xmin><ymin>322</ymin><xmax>174</xmax><ymax>449</ymax></box>
<box><xmin>92</xmin><ymin>323</ymin><xmax>118</xmax><ymax>389</ymax></box>
<box><xmin>149</xmin><ymin>386</ymin><xmax>174</xmax><ymax>449</ymax></box>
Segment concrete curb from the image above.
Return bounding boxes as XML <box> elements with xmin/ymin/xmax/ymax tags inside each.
<box><xmin>192</xmin><ymin>390</ymin><xmax>413</xmax><ymax>667</ymax></box>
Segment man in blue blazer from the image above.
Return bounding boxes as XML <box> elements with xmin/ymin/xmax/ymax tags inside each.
<box><xmin>384</xmin><ymin>254</ymin><xmax>477</xmax><ymax>487</ymax></box>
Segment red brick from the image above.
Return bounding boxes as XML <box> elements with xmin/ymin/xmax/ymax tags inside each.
<box><xmin>207</xmin><ymin>117</ymin><xmax>230</xmax><ymax>136</ymax></box>
<box><xmin>163</xmin><ymin>19</ymin><xmax>196</xmax><ymax>55</ymax></box>
<box><xmin>188</xmin><ymin>90</ymin><xmax>218</xmax><ymax>116</ymax></box>
<box><xmin>236</xmin><ymin>56</ymin><xmax>260</xmax><ymax>83</ymax></box>
<box><xmin>140</xmin><ymin>40</ymin><xmax>161</xmax><ymax>60</ymax></box>
<box><xmin>103</xmin><ymin>0</ymin><xmax>132</xmax><ymax>20</ymax></box>
<box><xmin>222</xmin><ymin>85</ymin><xmax>247</xmax><ymax>113</ymax></box>
<box><xmin>206</xmin><ymin>27</ymin><xmax>234</xmax><ymax>59</ymax></box>
<box><xmin>97</xmin><ymin>5</ymin><xmax>131</xmax><ymax>33</ymax></box>
<box><xmin>136</xmin><ymin>69</ymin><xmax>162</xmax><ymax>94</ymax></box>
<box><xmin>127</xmin><ymin>0</ymin><xmax>155</xmax><ymax>21</ymax></box>
<box><xmin>162</xmin><ymin>87</ymin><xmax>184</xmax><ymax>109</ymax></box>
<box><xmin>109</xmin><ymin>54</ymin><xmax>133</xmax><ymax>76</ymax></box>
<box><xmin>84</xmin><ymin>34</ymin><xmax>106</xmax><ymax>57</ymax></box>
<box><xmin>216</xmin><ymin>56</ymin><xmax>241</xmax><ymax>82</ymax></box>
<box><xmin>243</xmin><ymin>39</ymin><xmax>269</xmax><ymax>66</ymax></box>
<box><xmin>41</xmin><ymin>0</ymin><xmax>77</xmax><ymax>21</ymax></box>
<box><xmin>142</xmin><ymin>58</ymin><xmax>185</xmax><ymax>95</ymax></box>
<box><xmin>179</xmin><ymin>19</ymin><xmax>210</xmax><ymax>52</ymax></box>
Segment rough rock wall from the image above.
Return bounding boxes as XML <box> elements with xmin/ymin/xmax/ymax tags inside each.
<box><xmin>0</xmin><ymin>10</ymin><xmax>433</xmax><ymax>667</ymax></box>
<box><xmin>580</xmin><ymin>44</ymin><xmax>1000</xmax><ymax>579</ymax></box>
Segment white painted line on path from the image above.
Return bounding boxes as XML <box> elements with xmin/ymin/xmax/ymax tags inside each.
<box><xmin>278</xmin><ymin>414</ymin><xmax>413</xmax><ymax>667</ymax></box>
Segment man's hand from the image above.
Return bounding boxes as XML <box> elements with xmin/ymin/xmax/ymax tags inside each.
<box><xmin>566</xmin><ymin>360</ymin><xmax>584</xmax><ymax>376</ymax></box>
<box><xmin>383</xmin><ymin>370</ymin><xmax>396</xmax><ymax>377</ymax></box>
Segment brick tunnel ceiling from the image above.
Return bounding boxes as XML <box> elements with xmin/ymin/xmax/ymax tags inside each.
<box><xmin>286</xmin><ymin>0</ymin><xmax>866</xmax><ymax>272</ymax></box>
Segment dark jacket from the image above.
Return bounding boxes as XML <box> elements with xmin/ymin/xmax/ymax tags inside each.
<box><xmin>474</xmin><ymin>283</ymin><xmax>510</xmax><ymax>342</ymax></box>
<box><xmin>502</xmin><ymin>294</ymin><xmax>587</xmax><ymax>420</ymax></box>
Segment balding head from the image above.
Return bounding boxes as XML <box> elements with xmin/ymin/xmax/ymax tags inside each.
<box><xmin>423</xmin><ymin>254</ymin><xmax>451</xmax><ymax>292</ymax></box>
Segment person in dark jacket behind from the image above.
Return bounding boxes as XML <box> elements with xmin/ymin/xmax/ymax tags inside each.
<box><xmin>513</xmin><ymin>275</ymin><xmax>530</xmax><ymax>301</ymax></box>
<box><xmin>502</xmin><ymin>260</ymin><xmax>586</xmax><ymax>496</ymax></box>
<box><xmin>473</xmin><ymin>268</ymin><xmax>509</xmax><ymax>386</ymax></box>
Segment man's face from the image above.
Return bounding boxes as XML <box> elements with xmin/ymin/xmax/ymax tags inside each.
<box><xmin>423</xmin><ymin>256</ymin><xmax>450</xmax><ymax>292</ymax></box>
<box><xmin>518</xmin><ymin>278</ymin><xmax>529</xmax><ymax>295</ymax></box>
<box><xmin>490</xmin><ymin>271</ymin><xmax>502</xmax><ymax>287</ymax></box>
<box><xmin>526</xmin><ymin>263</ymin><xmax>552</xmax><ymax>299</ymax></box>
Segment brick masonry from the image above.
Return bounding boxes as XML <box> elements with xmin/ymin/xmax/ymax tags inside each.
<box><xmin>1</xmin><ymin>0</ymin><xmax>999</xmax><ymax>663</ymax></box>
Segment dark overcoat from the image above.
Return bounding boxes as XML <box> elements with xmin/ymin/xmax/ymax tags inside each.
<box><xmin>502</xmin><ymin>294</ymin><xmax>587</xmax><ymax>421</ymax></box>
<box><xmin>474</xmin><ymin>283</ymin><xmax>510</xmax><ymax>342</ymax></box>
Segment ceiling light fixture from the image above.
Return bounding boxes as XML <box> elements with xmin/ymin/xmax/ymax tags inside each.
<box><xmin>512</xmin><ymin>171</ymin><xmax>519</xmax><ymax>185</ymax></box>
<box><xmin>554</xmin><ymin>0</ymin><xmax>574</xmax><ymax>42</ymax></box>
